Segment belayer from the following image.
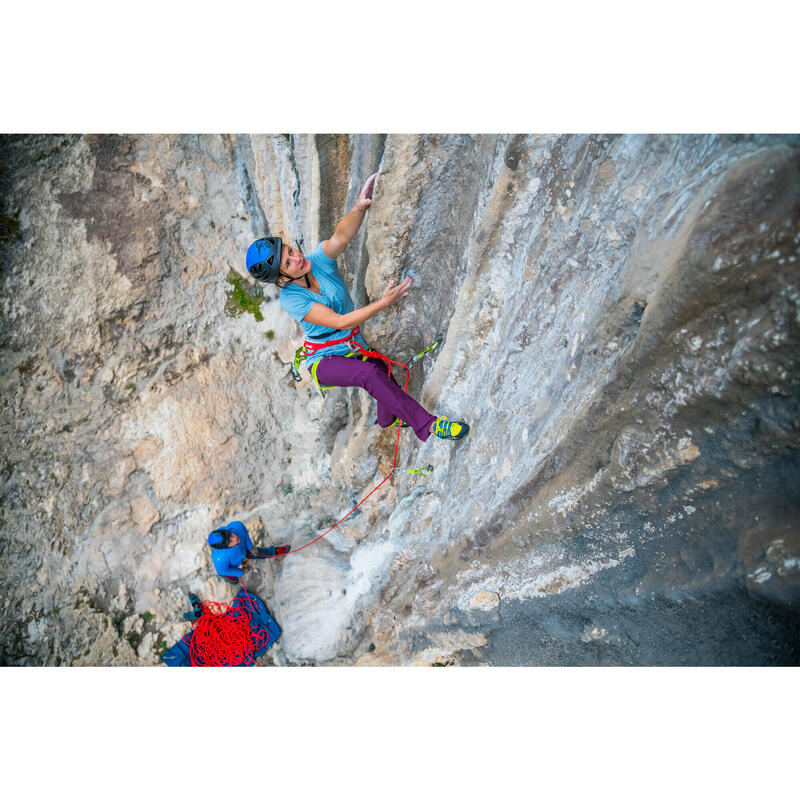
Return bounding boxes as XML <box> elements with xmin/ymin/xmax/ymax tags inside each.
<box><xmin>245</xmin><ymin>172</ymin><xmax>469</xmax><ymax>442</ymax></box>
<box><xmin>207</xmin><ymin>520</ymin><xmax>290</xmax><ymax>584</ymax></box>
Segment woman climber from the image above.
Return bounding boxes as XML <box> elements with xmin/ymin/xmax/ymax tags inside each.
<box><xmin>245</xmin><ymin>172</ymin><xmax>469</xmax><ymax>443</ymax></box>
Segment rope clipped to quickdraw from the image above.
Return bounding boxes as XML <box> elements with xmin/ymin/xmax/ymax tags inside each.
<box><xmin>187</xmin><ymin>590</ymin><xmax>269</xmax><ymax>667</ymax></box>
<box><xmin>271</xmin><ymin>335</ymin><xmax>442</xmax><ymax>558</ymax></box>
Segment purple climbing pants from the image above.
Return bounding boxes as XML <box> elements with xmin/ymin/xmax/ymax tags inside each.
<box><xmin>314</xmin><ymin>355</ymin><xmax>436</xmax><ymax>442</ymax></box>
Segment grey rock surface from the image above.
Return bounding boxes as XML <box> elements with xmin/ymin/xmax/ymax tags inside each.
<box><xmin>1</xmin><ymin>133</ymin><xmax>798</xmax><ymax>665</ymax></box>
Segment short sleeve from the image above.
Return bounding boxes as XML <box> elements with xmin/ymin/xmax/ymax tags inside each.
<box><xmin>308</xmin><ymin>242</ymin><xmax>338</xmax><ymax>276</ymax></box>
<box><xmin>280</xmin><ymin>286</ymin><xmax>316</xmax><ymax>323</ymax></box>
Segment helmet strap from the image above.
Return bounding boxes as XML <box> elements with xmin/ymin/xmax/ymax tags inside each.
<box><xmin>277</xmin><ymin>271</ymin><xmax>312</xmax><ymax>290</ymax></box>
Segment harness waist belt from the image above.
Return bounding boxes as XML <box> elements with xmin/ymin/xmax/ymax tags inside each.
<box><xmin>303</xmin><ymin>325</ymin><xmax>361</xmax><ymax>356</ymax></box>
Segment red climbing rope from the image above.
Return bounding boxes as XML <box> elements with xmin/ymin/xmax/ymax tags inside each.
<box><xmin>187</xmin><ymin>592</ymin><xmax>269</xmax><ymax>667</ymax></box>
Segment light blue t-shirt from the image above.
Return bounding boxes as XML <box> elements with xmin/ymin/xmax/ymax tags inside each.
<box><xmin>279</xmin><ymin>243</ymin><xmax>368</xmax><ymax>367</ymax></box>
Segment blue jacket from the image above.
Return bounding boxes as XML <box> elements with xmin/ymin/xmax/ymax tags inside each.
<box><xmin>210</xmin><ymin>521</ymin><xmax>253</xmax><ymax>578</ymax></box>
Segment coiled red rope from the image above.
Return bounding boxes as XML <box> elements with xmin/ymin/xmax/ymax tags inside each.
<box><xmin>187</xmin><ymin>589</ymin><xmax>270</xmax><ymax>667</ymax></box>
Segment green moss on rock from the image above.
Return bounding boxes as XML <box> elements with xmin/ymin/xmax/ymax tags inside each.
<box><xmin>224</xmin><ymin>270</ymin><xmax>264</xmax><ymax>322</ymax></box>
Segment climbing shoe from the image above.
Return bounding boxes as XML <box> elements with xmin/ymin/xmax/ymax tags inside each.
<box><xmin>185</xmin><ymin>592</ymin><xmax>203</xmax><ymax>619</ymax></box>
<box><xmin>274</xmin><ymin>545</ymin><xmax>291</xmax><ymax>557</ymax></box>
<box><xmin>389</xmin><ymin>418</ymin><xmax>409</xmax><ymax>428</ymax></box>
<box><xmin>432</xmin><ymin>416</ymin><xmax>469</xmax><ymax>440</ymax></box>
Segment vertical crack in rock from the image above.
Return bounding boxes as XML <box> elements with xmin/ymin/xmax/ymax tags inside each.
<box><xmin>313</xmin><ymin>134</ymin><xmax>353</xmax><ymax>280</ymax></box>
<box><xmin>353</xmin><ymin>134</ymin><xmax>387</xmax><ymax>308</ymax></box>
<box><xmin>287</xmin><ymin>135</ymin><xmax>305</xmax><ymax>251</ymax></box>
<box><xmin>235</xmin><ymin>135</ymin><xmax>269</xmax><ymax>237</ymax></box>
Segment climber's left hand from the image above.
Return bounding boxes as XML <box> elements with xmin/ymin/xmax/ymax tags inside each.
<box><xmin>355</xmin><ymin>173</ymin><xmax>378</xmax><ymax>212</ymax></box>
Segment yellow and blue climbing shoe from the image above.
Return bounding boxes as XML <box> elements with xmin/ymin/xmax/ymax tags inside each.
<box><xmin>432</xmin><ymin>416</ymin><xmax>469</xmax><ymax>440</ymax></box>
<box><xmin>390</xmin><ymin>418</ymin><xmax>409</xmax><ymax>428</ymax></box>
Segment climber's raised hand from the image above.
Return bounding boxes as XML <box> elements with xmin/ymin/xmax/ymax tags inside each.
<box><xmin>355</xmin><ymin>173</ymin><xmax>378</xmax><ymax>212</ymax></box>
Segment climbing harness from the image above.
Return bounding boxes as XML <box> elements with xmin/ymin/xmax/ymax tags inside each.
<box><xmin>292</xmin><ymin>325</ymin><xmax>364</xmax><ymax>392</ymax></box>
<box><xmin>293</xmin><ymin>327</ymin><xmax>441</xmax><ymax>394</ymax></box>
<box><xmin>272</xmin><ymin>333</ymin><xmax>442</xmax><ymax>559</ymax></box>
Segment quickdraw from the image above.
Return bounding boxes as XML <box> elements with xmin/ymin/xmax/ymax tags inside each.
<box><xmin>406</xmin><ymin>338</ymin><xmax>442</xmax><ymax>367</ymax></box>
<box><xmin>393</xmin><ymin>464</ymin><xmax>433</xmax><ymax>476</ymax></box>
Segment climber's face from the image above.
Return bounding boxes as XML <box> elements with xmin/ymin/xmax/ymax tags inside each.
<box><xmin>280</xmin><ymin>245</ymin><xmax>311</xmax><ymax>280</ymax></box>
<box><xmin>228</xmin><ymin>533</ymin><xmax>240</xmax><ymax>547</ymax></box>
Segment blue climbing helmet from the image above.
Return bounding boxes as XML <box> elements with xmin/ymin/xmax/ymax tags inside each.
<box><xmin>246</xmin><ymin>236</ymin><xmax>283</xmax><ymax>283</ymax></box>
<box><xmin>208</xmin><ymin>529</ymin><xmax>232</xmax><ymax>549</ymax></box>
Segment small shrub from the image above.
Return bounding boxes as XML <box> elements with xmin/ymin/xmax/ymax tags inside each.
<box><xmin>224</xmin><ymin>270</ymin><xmax>264</xmax><ymax>322</ymax></box>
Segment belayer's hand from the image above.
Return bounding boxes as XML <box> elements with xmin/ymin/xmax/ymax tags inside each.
<box><xmin>356</xmin><ymin>173</ymin><xmax>378</xmax><ymax>211</ymax></box>
<box><xmin>380</xmin><ymin>275</ymin><xmax>413</xmax><ymax>307</ymax></box>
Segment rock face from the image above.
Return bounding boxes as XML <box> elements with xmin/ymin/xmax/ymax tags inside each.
<box><xmin>1</xmin><ymin>133</ymin><xmax>798</xmax><ymax>666</ymax></box>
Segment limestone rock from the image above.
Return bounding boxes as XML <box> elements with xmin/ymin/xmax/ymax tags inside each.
<box><xmin>1</xmin><ymin>133</ymin><xmax>799</xmax><ymax>666</ymax></box>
